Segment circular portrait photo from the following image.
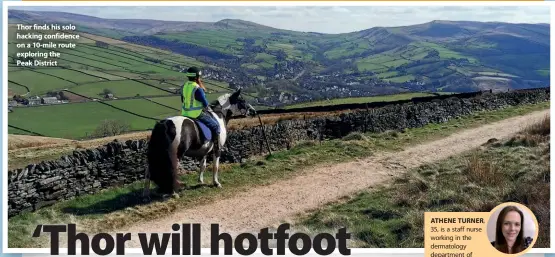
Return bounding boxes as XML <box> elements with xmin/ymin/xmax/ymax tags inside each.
<box><xmin>487</xmin><ymin>203</ymin><xmax>538</xmax><ymax>255</ymax></box>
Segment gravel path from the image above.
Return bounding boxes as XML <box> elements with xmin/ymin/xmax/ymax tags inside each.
<box><xmin>59</xmin><ymin>110</ymin><xmax>550</xmax><ymax>249</ymax></box>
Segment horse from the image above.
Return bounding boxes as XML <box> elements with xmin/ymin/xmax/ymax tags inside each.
<box><xmin>143</xmin><ymin>89</ymin><xmax>256</xmax><ymax>198</ymax></box>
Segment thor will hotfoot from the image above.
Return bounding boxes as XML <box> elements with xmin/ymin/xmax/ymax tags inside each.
<box><xmin>33</xmin><ymin>223</ymin><xmax>352</xmax><ymax>256</ymax></box>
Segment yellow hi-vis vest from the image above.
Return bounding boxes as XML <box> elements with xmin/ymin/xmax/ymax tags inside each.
<box><xmin>181</xmin><ymin>81</ymin><xmax>203</xmax><ymax>118</ymax></box>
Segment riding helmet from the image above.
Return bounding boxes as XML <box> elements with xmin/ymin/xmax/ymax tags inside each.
<box><xmin>186</xmin><ymin>67</ymin><xmax>202</xmax><ymax>78</ymax></box>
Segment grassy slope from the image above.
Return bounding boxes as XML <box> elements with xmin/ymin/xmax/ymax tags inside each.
<box><xmin>8</xmin><ymin>102</ymin><xmax>156</xmax><ymax>139</ymax></box>
<box><xmin>284</xmin><ymin>92</ymin><xmax>444</xmax><ymax>109</ymax></box>
<box><xmin>8</xmin><ymin>108</ymin><xmax>335</xmax><ymax>172</ymax></box>
<box><xmin>8</xmin><ymin>13</ymin><xmax>550</xmax><ymax>87</ymax></box>
<box><xmin>295</xmin><ymin>114</ymin><xmax>550</xmax><ymax>248</ymax></box>
<box><xmin>69</xmin><ymin>80</ymin><xmax>172</xmax><ymax>98</ymax></box>
<box><xmin>7</xmin><ymin>23</ymin><xmax>237</xmax><ymax>139</ymax></box>
<box><xmin>7</xmin><ymin>108</ymin><xmax>374</xmax><ymax>171</ymax></box>
<box><xmin>7</xmin><ymin>24</ymin><xmax>229</xmax><ymax>93</ymax></box>
<box><xmin>7</xmin><ymin>101</ymin><xmax>549</xmax><ymax>248</ymax></box>
<box><xmin>7</xmin><ymin>19</ymin><xmax>550</xmax><ymax>139</ymax></box>
<box><xmin>144</xmin><ymin>22</ymin><xmax>549</xmax><ymax>86</ymax></box>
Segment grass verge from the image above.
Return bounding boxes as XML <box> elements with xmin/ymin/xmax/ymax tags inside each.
<box><xmin>8</xmin><ymin>108</ymin><xmax>358</xmax><ymax>170</ymax></box>
<box><xmin>294</xmin><ymin>114</ymin><xmax>550</xmax><ymax>248</ymax></box>
<box><xmin>7</xmin><ymin>101</ymin><xmax>549</xmax><ymax>248</ymax></box>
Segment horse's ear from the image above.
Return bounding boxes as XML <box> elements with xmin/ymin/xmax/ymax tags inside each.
<box><xmin>230</xmin><ymin>89</ymin><xmax>240</xmax><ymax>102</ymax></box>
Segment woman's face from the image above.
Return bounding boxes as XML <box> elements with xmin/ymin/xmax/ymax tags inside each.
<box><xmin>502</xmin><ymin>211</ymin><xmax>522</xmax><ymax>242</ymax></box>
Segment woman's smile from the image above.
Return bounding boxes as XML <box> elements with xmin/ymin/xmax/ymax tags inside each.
<box><xmin>502</xmin><ymin>211</ymin><xmax>522</xmax><ymax>241</ymax></box>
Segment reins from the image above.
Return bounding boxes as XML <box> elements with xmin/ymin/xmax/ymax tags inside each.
<box><xmin>210</xmin><ymin>97</ymin><xmax>272</xmax><ymax>156</ymax></box>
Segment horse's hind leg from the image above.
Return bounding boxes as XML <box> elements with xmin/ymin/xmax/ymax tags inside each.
<box><xmin>170</xmin><ymin>150</ymin><xmax>184</xmax><ymax>194</ymax></box>
<box><xmin>213</xmin><ymin>151</ymin><xmax>222</xmax><ymax>188</ymax></box>
<box><xmin>198</xmin><ymin>156</ymin><xmax>207</xmax><ymax>184</ymax></box>
<box><xmin>142</xmin><ymin>166</ymin><xmax>151</xmax><ymax>200</ymax></box>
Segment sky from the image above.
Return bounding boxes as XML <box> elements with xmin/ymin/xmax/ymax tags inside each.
<box><xmin>9</xmin><ymin>6</ymin><xmax>550</xmax><ymax>34</ymax></box>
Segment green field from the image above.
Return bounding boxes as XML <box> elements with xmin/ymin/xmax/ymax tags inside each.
<box><xmin>348</xmin><ymin>41</ymin><xmax>484</xmax><ymax>83</ymax></box>
<box><xmin>7</xmin><ymin>22</ymin><xmax>245</xmax><ymax>139</ymax></box>
<box><xmin>70</xmin><ymin>80</ymin><xmax>172</xmax><ymax>98</ymax></box>
<box><xmin>8</xmin><ymin>102</ymin><xmax>156</xmax><ymax>139</ymax></box>
<box><xmin>31</xmin><ymin>68</ymin><xmax>105</xmax><ymax>84</ymax></box>
<box><xmin>8</xmin><ymin>81</ymin><xmax>29</xmax><ymax>96</ymax></box>
<box><xmin>284</xmin><ymin>92</ymin><xmax>439</xmax><ymax>109</ymax></box>
<box><xmin>108</xmin><ymin>98</ymin><xmax>177</xmax><ymax>119</ymax></box>
<box><xmin>9</xmin><ymin>70</ymin><xmax>77</xmax><ymax>94</ymax></box>
<box><xmin>7</xmin><ymin>24</ymin><xmax>207</xmax><ymax>87</ymax></box>
<box><xmin>7</xmin><ymin>17</ymin><xmax>550</xmax><ymax>140</ymax></box>
<box><xmin>155</xmin><ymin>27</ymin><xmax>317</xmax><ymax>63</ymax></box>
<box><xmin>148</xmin><ymin>96</ymin><xmax>182</xmax><ymax>109</ymax></box>
<box><xmin>8</xmin><ymin>126</ymin><xmax>34</xmax><ymax>136</ymax></box>
<box><xmin>75</xmin><ymin>69</ymin><xmax>126</xmax><ymax>80</ymax></box>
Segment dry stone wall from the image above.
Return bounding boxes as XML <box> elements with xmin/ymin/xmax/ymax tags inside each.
<box><xmin>7</xmin><ymin>88</ymin><xmax>550</xmax><ymax>218</ymax></box>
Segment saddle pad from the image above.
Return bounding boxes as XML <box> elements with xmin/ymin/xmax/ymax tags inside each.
<box><xmin>194</xmin><ymin>120</ymin><xmax>212</xmax><ymax>142</ymax></box>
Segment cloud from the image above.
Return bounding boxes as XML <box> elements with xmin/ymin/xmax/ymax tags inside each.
<box><xmin>9</xmin><ymin>6</ymin><xmax>550</xmax><ymax>34</ymax></box>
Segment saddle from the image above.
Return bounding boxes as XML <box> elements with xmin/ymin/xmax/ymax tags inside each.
<box><xmin>193</xmin><ymin>120</ymin><xmax>213</xmax><ymax>143</ymax></box>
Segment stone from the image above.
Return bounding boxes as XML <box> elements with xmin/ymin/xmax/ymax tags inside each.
<box><xmin>5</xmin><ymin>88</ymin><xmax>550</xmax><ymax>218</ymax></box>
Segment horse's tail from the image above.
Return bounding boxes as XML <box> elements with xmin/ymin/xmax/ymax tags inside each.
<box><xmin>147</xmin><ymin>119</ymin><xmax>178</xmax><ymax>194</ymax></box>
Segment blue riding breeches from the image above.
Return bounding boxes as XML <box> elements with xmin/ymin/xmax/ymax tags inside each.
<box><xmin>197</xmin><ymin>111</ymin><xmax>221</xmax><ymax>136</ymax></box>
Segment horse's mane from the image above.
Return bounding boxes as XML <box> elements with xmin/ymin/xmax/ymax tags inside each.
<box><xmin>209</xmin><ymin>93</ymin><xmax>231</xmax><ymax>123</ymax></box>
<box><xmin>209</xmin><ymin>93</ymin><xmax>231</xmax><ymax>108</ymax></box>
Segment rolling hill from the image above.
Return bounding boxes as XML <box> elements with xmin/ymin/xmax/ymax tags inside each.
<box><xmin>9</xmin><ymin>10</ymin><xmax>550</xmax><ymax>95</ymax></box>
<box><xmin>6</xmin><ymin>8</ymin><xmax>551</xmax><ymax>140</ymax></box>
<box><xmin>5</xmin><ymin>8</ymin><xmax>551</xmax><ymax>252</ymax></box>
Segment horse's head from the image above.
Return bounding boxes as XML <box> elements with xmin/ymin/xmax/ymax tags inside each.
<box><xmin>217</xmin><ymin>89</ymin><xmax>256</xmax><ymax>118</ymax></box>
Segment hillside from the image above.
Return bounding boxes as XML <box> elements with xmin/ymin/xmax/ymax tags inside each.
<box><xmin>6</xmin><ymin>9</ymin><xmax>550</xmax><ymax>140</ymax></box>
<box><xmin>6</xmin><ymin>20</ymin><xmax>244</xmax><ymax>139</ymax></box>
<box><xmin>9</xmin><ymin>10</ymin><xmax>550</xmax><ymax>98</ymax></box>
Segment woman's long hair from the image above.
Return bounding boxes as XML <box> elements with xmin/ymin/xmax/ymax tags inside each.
<box><xmin>494</xmin><ymin>206</ymin><xmax>525</xmax><ymax>254</ymax></box>
<box><xmin>196</xmin><ymin>78</ymin><xmax>207</xmax><ymax>91</ymax></box>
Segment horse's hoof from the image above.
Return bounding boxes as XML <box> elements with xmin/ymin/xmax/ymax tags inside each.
<box><xmin>215</xmin><ymin>183</ymin><xmax>222</xmax><ymax>188</ymax></box>
<box><xmin>172</xmin><ymin>193</ymin><xmax>180</xmax><ymax>199</ymax></box>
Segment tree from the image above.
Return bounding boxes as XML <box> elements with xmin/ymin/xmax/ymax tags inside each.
<box><xmin>46</xmin><ymin>91</ymin><xmax>58</xmax><ymax>97</ymax></box>
<box><xmin>91</xmin><ymin>119</ymin><xmax>131</xmax><ymax>138</ymax></box>
<box><xmin>275</xmin><ymin>50</ymin><xmax>287</xmax><ymax>62</ymax></box>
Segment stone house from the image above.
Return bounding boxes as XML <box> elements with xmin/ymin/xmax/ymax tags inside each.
<box><xmin>27</xmin><ymin>96</ymin><xmax>41</xmax><ymax>106</ymax></box>
<box><xmin>41</xmin><ymin>97</ymin><xmax>59</xmax><ymax>104</ymax></box>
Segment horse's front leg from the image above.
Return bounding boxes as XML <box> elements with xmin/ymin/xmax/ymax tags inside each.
<box><xmin>198</xmin><ymin>156</ymin><xmax>207</xmax><ymax>184</ymax></box>
<box><xmin>213</xmin><ymin>150</ymin><xmax>222</xmax><ymax>188</ymax></box>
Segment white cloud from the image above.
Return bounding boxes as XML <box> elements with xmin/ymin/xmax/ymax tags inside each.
<box><xmin>9</xmin><ymin>6</ymin><xmax>550</xmax><ymax>34</ymax></box>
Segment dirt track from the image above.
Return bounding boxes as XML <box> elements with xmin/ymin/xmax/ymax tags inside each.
<box><xmin>62</xmin><ymin>109</ymin><xmax>549</xmax><ymax>249</ymax></box>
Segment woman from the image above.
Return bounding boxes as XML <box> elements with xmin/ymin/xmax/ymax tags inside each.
<box><xmin>491</xmin><ymin>205</ymin><xmax>534</xmax><ymax>254</ymax></box>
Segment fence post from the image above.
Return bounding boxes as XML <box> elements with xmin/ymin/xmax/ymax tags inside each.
<box><xmin>257</xmin><ymin>114</ymin><xmax>272</xmax><ymax>156</ymax></box>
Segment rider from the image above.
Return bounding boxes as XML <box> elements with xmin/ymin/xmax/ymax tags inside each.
<box><xmin>181</xmin><ymin>67</ymin><xmax>220</xmax><ymax>146</ymax></box>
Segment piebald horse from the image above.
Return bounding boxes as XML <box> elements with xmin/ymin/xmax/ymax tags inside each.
<box><xmin>143</xmin><ymin>89</ymin><xmax>256</xmax><ymax>197</ymax></box>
